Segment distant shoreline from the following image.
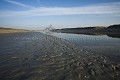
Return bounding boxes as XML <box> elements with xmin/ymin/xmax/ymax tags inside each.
<box><xmin>51</xmin><ymin>24</ymin><xmax>120</xmax><ymax>38</ymax></box>
<box><xmin>0</xmin><ymin>28</ymin><xmax>31</xmax><ymax>33</ymax></box>
<box><xmin>51</xmin><ymin>24</ymin><xmax>120</xmax><ymax>33</ymax></box>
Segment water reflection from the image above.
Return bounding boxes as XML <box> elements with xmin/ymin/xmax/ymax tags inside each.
<box><xmin>50</xmin><ymin>32</ymin><xmax>120</xmax><ymax>63</ymax></box>
<box><xmin>107</xmin><ymin>34</ymin><xmax>120</xmax><ymax>38</ymax></box>
<box><xmin>51</xmin><ymin>32</ymin><xmax>120</xmax><ymax>46</ymax></box>
<box><xmin>53</xmin><ymin>31</ymin><xmax>120</xmax><ymax>38</ymax></box>
<box><xmin>44</xmin><ymin>31</ymin><xmax>53</xmax><ymax>35</ymax></box>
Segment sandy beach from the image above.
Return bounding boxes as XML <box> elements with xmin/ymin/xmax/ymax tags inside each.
<box><xmin>0</xmin><ymin>32</ymin><xmax>120</xmax><ymax>80</ymax></box>
<box><xmin>0</xmin><ymin>28</ymin><xmax>31</xmax><ymax>33</ymax></box>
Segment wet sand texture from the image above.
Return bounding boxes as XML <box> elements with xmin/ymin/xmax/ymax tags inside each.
<box><xmin>0</xmin><ymin>32</ymin><xmax>120</xmax><ymax>80</ymax></box>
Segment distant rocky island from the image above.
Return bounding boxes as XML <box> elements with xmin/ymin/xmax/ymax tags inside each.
<box><xmin>51</xmin><ymin>24</ymin><xmax>120</xmax><ymax>38</ymax></box>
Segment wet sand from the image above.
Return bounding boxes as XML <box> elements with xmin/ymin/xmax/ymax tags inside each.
<box><xmin>0</xmin><ymin>32</ymin><xmax>120</xmax><ymax>80</ymax></box>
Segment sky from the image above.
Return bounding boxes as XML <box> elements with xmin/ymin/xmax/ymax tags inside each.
<box><xmin>0</xmin><ymin>0</ymin><xmax>120</xmax><ymax>30</ymax></box>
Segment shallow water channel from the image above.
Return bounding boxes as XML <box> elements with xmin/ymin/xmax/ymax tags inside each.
<box><xmin>48</xmin><ymin>32</ymin><xmax>120</xmax><ymax>63</ymax></box>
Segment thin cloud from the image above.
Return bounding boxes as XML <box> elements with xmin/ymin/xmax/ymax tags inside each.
<box><xmin>0</xmin><ymin>2</ymin><xmax>120</xmax><ymax>17</ymax></box>
<box><xmin>3</xmin><ymin>0</ymin><xmax>34</xmax><ymax>8</ymax></box>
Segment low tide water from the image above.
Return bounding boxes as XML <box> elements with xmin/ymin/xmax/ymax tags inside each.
<box><xmin>50</xmin><ymin>32</ymin><xmax>120</xmax><ymax>63</ymax></box>
<box><xmin>0</xmin><ymin>32</ymin><xmax>120</xmax><ymax>80</ymax></box>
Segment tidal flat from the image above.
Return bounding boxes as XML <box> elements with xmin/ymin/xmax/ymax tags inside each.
<box><xmin>0</xmin><ymin>32</ymin><xmax>120</xmax><ymax>80</ymax></box>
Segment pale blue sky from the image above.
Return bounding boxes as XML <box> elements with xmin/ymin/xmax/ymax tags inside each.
<box><xmin>0</xmin><ymin>0</ymin><xmax>120</xmax><ymax>30</ymax></box>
